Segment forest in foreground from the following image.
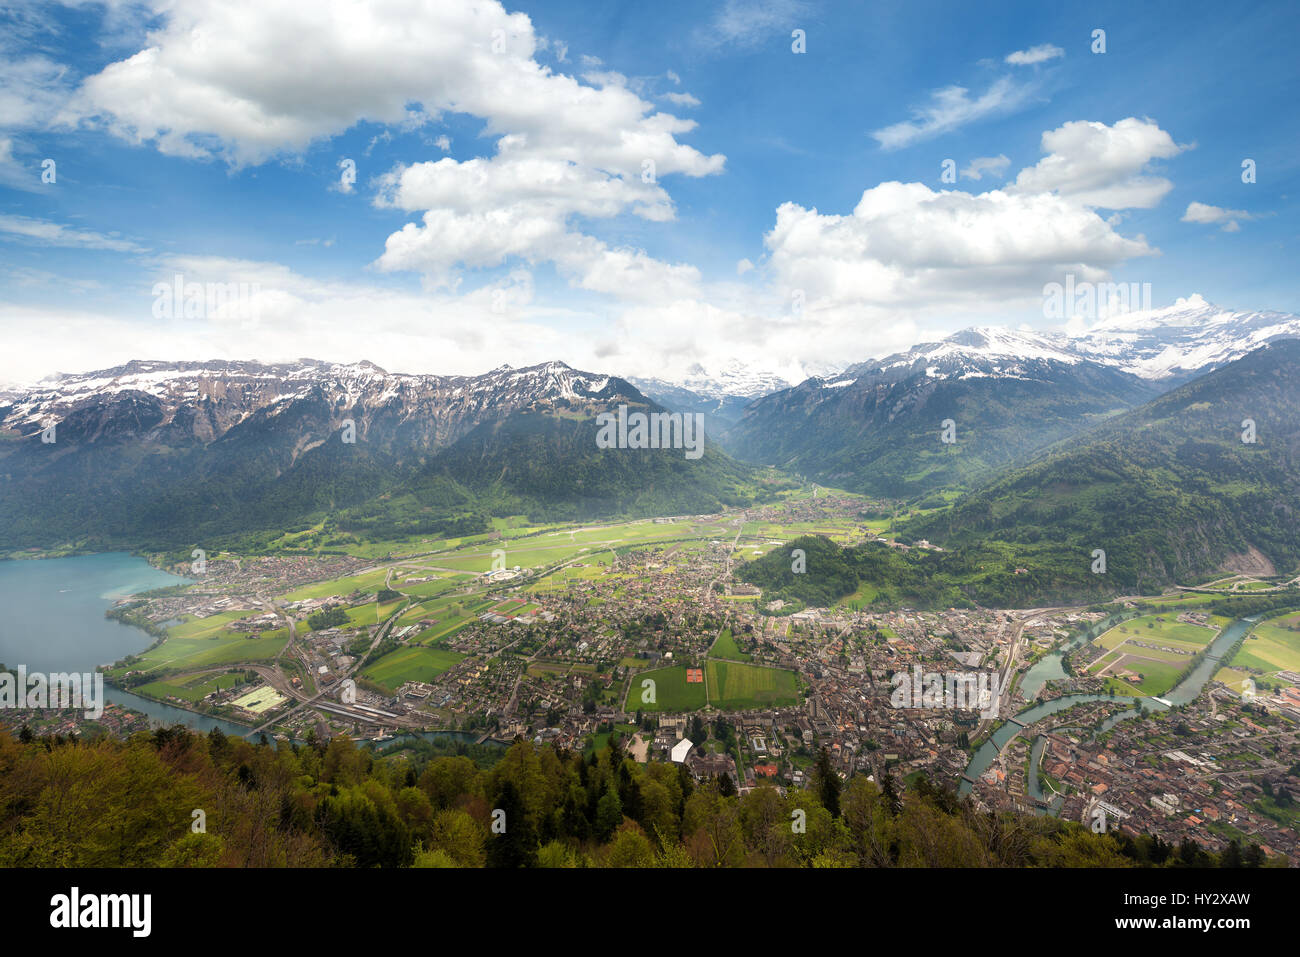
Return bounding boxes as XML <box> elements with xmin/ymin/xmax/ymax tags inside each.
<box><xmin>0</xmin><ymin>727</ymin><xmax>1282</xmax><ymax>869</ymax></box>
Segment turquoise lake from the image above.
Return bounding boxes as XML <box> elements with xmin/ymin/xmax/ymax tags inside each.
<box><xmin>0</xmin><ymin>553</ymin><xmax>262</xmax><ymax>735</ymax></box>
<box><xmin>0</xmin><ymin>552</ymin><xmax>187</xmax><ymax>672</ymax></box>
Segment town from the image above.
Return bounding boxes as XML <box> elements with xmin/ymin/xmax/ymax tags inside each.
<box><xmin>13</xmin><ymin>491</ymin><xmax>1296</xmax><ymax>864</ymax></box>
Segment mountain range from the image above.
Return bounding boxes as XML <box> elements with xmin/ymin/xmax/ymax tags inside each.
<box><xmin>0</xmin><ymin>359</ymin><xmax>776</xmax><ymax>554</ymax></box>
<box><xmin>2</xmin><ymin>294</ymin><xmax>1297</xmax><ymax>600</ymax></box>
<box><xmin>715</xmin><ymin>296</ymin><xmax>1300</xmax><ymax>497</ymax></box>
<box><xmin>735</xmin><ymin>339</ymin><xmax>1300</xmax><ymax>608</ymax></box>
<box><xmin>627</xmin><ymin>294</ymin><xmax>1300</xmax><ymax>404</ymax></box>
<box><xmin>906</xmin><ymin>337</ymin><xmax>1300</xmax><ymax>598</ymax></box>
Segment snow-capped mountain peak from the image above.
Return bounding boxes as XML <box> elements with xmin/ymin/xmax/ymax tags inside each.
<box><xmin>841</xmin><ymin>325</ymin><xmax>1082</xmax><ymax>385</ymax></box>
<box><xmin>633</xmin><ymin>359</ymin><xmax>795</xmax><ymax>401</ymax></box>
<box><xmin>1067</xmin><ymin>295</ymin><xmax>1300</xmax><ymax>380</ymax></box>
<box><xmin>926</xmin><ymin>326</ymin><xmax>1081</xmax><ymax>365</ymax></box>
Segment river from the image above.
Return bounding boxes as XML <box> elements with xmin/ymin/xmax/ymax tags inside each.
<box><xmin>960</xmin><ymin>615</ymin><xmax>1256</xmax><ymax>796</ymax></box>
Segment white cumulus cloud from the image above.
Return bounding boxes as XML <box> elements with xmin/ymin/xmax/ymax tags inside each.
<box><xmin>1011</xmin><ymin>117</ymin><xmax>1189</xmax><ymax>209</ymax></box>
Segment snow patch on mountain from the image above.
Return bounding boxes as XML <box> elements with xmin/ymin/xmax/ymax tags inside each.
<box><xmin>0</xmin><ymin>357</ymin><xmax>643</xmax><ymax>443</ymax></box>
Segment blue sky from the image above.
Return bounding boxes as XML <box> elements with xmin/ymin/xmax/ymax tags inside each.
<box><xmin>0</xmin><ymin>0</ymin><xmax>1296</xmax><ymax>385</ymax></box>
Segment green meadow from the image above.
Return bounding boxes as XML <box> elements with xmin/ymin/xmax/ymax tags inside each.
<box><xmin>362</xmin><ymin>647</ymin><xmax>466</xmax><ymax>693</ymax></box>
<box><xmin>277</xmin><ymin>568</ymin><xmax>393</xmax><ymax>602</ymax></box>
<box><xmin>709</xmin><ymin>629</ymin><xmax>753</xmax><ymax>662</ymax></box>
<box><xmin>1096</xmin><ymin>615</ymin><xmax>1217</xmax><ymax>653</ymax></box>
<box><xmin>167</xmin><ymin>609</ymin><xmax>260</xmax><ymax>640</ymax></box>
<box><xmin>128</xmin><ymin>629</ymin><xmax>288</xmax><ymax>675</ymax></box>
<box><xmin>134</xmin><ymin>670</ymin><xmax>244</xmax><ymax>703</ymax></box>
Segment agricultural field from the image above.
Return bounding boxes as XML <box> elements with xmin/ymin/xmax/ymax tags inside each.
<box><xmin>526</xmin><ymin>562</ymin><xmax>621</xmax><ymax>593</ymax></box>
<box><xmin>133</xmin><ymin>670</ymin><xmax>244</xmax><ymax>703</ymax></box>
<box><xmin>361</xmin><ymin>647</ymin><xmax>467</xmax><ymax>693</ymax></box>
<box><xmin>740</xmin><ymin>520</ymin><xmax>866</xmax><ymax>544</ymax></box>
<box><xmin>1087</xmin><ymin>614</ymin><xmax>1217</xmax><ymax>696</ymax></box>
<box><xmin>261</xmin><ymin>518</ymin><xmax>586</xmax><ymax>562</ymax></box>
<box><xmin>411</xmin><ymin>599</ymin><xmax>501</xmax><ymax>644</ymax></box>
<box><xmin>123</xmin><ymin>627</ymin><xmax>288</xmax><ymax>676</ymax></box>
<box><xmin>735</xmin><ymin>541</ymin><xmax>783</xmax><ymax>561</ymax></box>
<box><xmin>393</xmin><ymin>591</ymin><xmax>480</xmax><ymax>625</ymax></box>
<box><xmin>1226</xmin><ymin>612</ymin><xmax>1300</xmax><ymax>676</ymax></box>
<box><xmin>1092</xmin><ymin>650</ymin><xmax>1120</xmax><ymax>671</ymax></box>
<box><xmin>1213</xmin><ymin>666</ymin><xmax>1255</xmax><ymax>694</ymax></box>
<box><xmin>391</xmin><ymin>573</ymin><xmax>474</xmax><ymax>600</ymax></box>
<box><xmin>1093</xmin><ymin>658</ymin><xmax>1183</xmax><ymax>696</ymax></box>
<box><xmin>342</xmin><ymin>599</ymin><xmax>404</xmax><ymax>628</ymax></box>
<box><xmin>277</xmin><ymin>568</ymin><xmax>393</xmax><ymax>602</ymax></box>
<box><xmin>1099</xmin><ymin>677</ymin><xmax>1146</xmax><ymax>698</ymax></box>
<box><xmin>424</xmin><ymin>520</ymin><xmax>720</xmax><ymax>575</ymax></box>
<box><xmin>706</xmin><ymin>660</ymin><xmax>800</xmax><ymax>710</ymax></box>
<box><xmin>1096</xmin><ymin>615</ymin><xmax>1217</xmax><ymax>652</ymax></box>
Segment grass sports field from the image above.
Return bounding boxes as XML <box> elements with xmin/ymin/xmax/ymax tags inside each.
<box><xmin>231</xmin><ymin>685</ymin><xmax>287</xmax><ymax>713</ymax></box>
<box><xmin>706</xmin><ymin>659</ymin><xmax>800</xmax><ymax>709</ymax></box>
<box><xmin>361</xmin><ymin>646</ymin><xmax>466</xmax><ymax>692</ymax></box>
<box><xmin>627</xmin><ymin>665</ymin><xmax>707</xmax><ymax>712</ymax></box>
<box><xmin>629</xmin><ymin>658</ymin><xmax>800</xmax><ymax>712</ymax></box>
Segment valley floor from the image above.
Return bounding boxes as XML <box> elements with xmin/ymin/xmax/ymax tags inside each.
<box><xmin>18</xmin><ymin>486</ymin><xmax>1297</xmax><ymax>864</ymax></box>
